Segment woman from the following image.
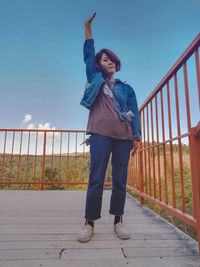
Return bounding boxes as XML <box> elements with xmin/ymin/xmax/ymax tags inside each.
<box><xmin>77</xmin><ymin>12</ymin><xmax>141</xmax><ymax>243</ymax></box>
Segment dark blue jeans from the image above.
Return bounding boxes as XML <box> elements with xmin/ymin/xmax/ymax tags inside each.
<box><xmin>85</xmin><ymin>133</ymin><xmax>133</xmax><ymax>221</ymax></box>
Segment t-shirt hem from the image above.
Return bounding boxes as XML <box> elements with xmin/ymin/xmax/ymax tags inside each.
<box><xmin>86</xmin><ymin>131</ymin><xmax>133</xmax><ymax>141</ymax></box>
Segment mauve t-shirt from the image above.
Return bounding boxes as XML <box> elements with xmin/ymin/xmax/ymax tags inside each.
<box><xmin>86</xmin><ymin>81</ymin><xmax>133</xmax><ymax>140</ymax></box>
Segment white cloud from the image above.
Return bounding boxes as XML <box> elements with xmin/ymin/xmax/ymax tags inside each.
<box><xmin>27</xmin><ymin>123</ymin><xmax>35</xmax><ymax>129</ymax></box>
<box><xmin>38</xmin><ymin>122</ymin><xmax>51</xmax><ymax>130</ymax></box>
<box><xmin>20</xmin><ymin>114</ymin><xmax>59</xmax><ymax>140</ymax></box>
<box><xmin>21</xmin><ymin>114</ymin><xmax>32</xmax><ymax>125</ymax></box>
<box><xmin>36</xmin><ymin>123</ymin><xmax>59</xmax><ymax>138</ymax></box>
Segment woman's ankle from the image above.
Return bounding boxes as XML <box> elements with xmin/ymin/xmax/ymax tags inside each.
<box><xmin>114</xmin><ymin>215</ymin><xmax>123</xmax><ymax>224</ymax></box>
<box><xmin>85</xmin><ymin>220</ymin><xmax>94</xmax><ymax>228</ymax></box>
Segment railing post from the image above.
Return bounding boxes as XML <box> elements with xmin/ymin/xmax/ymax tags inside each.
<box><xmin>139</xmin><ymin>140</ymin><xmax>144</xmax><ymax>205</ymax></box>
<box><xmin>189</xmin><ymin>121</ymin><xmax>200</xmax><ymax>255</ymax></box>
<box><xmin>41</xmin><ymin>131</ymin><xmax>47</xmax><ymax>190</ymax></box>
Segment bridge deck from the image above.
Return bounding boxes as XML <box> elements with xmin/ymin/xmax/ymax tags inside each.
<box><xmin>0</xmin><ymin>190</ymin><xmax>199</xmax><ymax>267</ymax></box>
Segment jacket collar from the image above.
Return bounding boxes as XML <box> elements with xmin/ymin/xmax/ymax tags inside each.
<box><xmin>114</xmin><ymin>78</ymin><xmax>126</xmax><ymax>84</ymax></box>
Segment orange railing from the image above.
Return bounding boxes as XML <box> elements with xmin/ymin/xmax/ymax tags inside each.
<box><xmin>127</xmin><ymin>33</ymin><xmax>200</xmax><ymax>253</ymax></box>
<box><xmin>0</xmin><ymin>130</ymin><xmax>112</xmax><ymax>190</ymax></box>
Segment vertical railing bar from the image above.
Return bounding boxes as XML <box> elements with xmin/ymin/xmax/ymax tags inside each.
<box><xmin>155</xmin><ymin>95</ymin><xmax>162</xmax><ymax>201</ymax></box>
<box><xmin>9</xmin><ymin>130</ymin><xmax>15</xmax><ymax>184</ymax></box>
<box><xmin>183</xmin><ymin>63</ymin><xmax>192</xmax><ymax>131</ymax></box>
<box><xmin>1</xmin><ymin>131</ymin><xmax>7</xmax><ymax>183</ymax></box>
<box><xmin>160</xmin><ymin>88</ymin><xmax>168</xmax><ymax>204</ymax></box>
<box><xmin>51</xmin><ymin>132</ymin><xmax>55</xmax><ymax>183</ymax></box>
<box><xmin>129</xmin><ymin>154</ymin><xmax>132</xmax><ymax>187</ymax></box>
<box><xmin>17</xmin><ymin>131</ymin><xmax>23</xmax><ymax>183</ymax></box>
<box><xmin>25</xmin><ymin>131</ymin><xmax>31</xmax><ymax>184</ymax></box>
<box><xmin>127</xmin><ymin>160</ymin><xmax>130</xmax><ymax>187</ymax></box>
<box><xmin>66</xmin><ymin>132</ymin><xmax>70</xmax><ymax>183</ymax></box>
<box><xmin>167</xmin><ymin>81</ymin><xmax>177</xmax><ymax>209</ymax></box>
<box><xmin>41</xmin><ymin>131</ymin><xmax>46</xmax><ymax>190</ymax></box>
<box><xmin>195</xmin><ymin>48</ymin><xmax>200</xmax><ymax>111</ymax></box>
<box><xmin>131</xmin><ymin>157</ymin><xmax>134</xmax><ymax>187</ymax></box>
<box><xmin>128</xmin><ymin>151</ymin><xmax>132</xmax><ymax>187</ymax></box>
<box><xmin>136</xmin><ymin>151</ymin><xmax>138</xmax><ymax>188</ymax></box>
<box><xmin>147</xmin><ymin>104</ymin><xmax>151</xmax><ymax>196</ymax></box>
<box><xmin>33</xmin><ymin>131</ymin><xmax>38</xmax><ymax>184</ymax></box>
<box><xmin>174</xmin><ymin>73</ymin><xmax>184</xmax><ymax>212</ymax></box>
<box><xmin>132</xmin><ymin>155</ymin><xmax>134</xmax><ymax>187</ymax></box>
<box><xmin>150</xmin><ymin>100</ymin><xmax>156</xmax><ymax>199</ymax></box>
<box><xmin>59</xmin><ymin>132</ymin><xmax>62</xmax><ymax>183</ymax></box>
<box><xmin>143</xmin><ymin>109</ymin><xmax>147</xmax><ymax>194</ymax></box>
<box><xmin>74</xmin><ymin>132</ymin><xmax>77</xmax><ymax>184</ymax></box>
<box><xmin>183</xmin><ymin>63</ymin><xmax>191</xmax><ymax>213</ymax></box>
<box><xmin>139</xmin><ymin>111</ymin><xmax>144</xmax><ymax>205</ymax></box>
<box><xmin>132</xmin><ymin>154</ymin><xmax>134</xmax><ymax>187</ymax></box>
<box><xmin>82</xmin><ymin>132</ymin><xmax>85</xmax><ymax>183</ymax></box>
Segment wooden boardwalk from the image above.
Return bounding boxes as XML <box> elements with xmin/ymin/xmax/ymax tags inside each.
<box><xmin>0</xmin><ymin>190</ymin><xmax>199</xmax><ymax>267</ymax></box>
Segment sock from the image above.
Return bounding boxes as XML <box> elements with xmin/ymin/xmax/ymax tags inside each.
<box><xmin>114</xmin><ymin>215</ymin><xmax>123</xmax><ymax>224</ymax></box>
<box><xmin>85</xmin><ymin>220</ymin><xmax>94</xmax><ymax>228</ymax></box>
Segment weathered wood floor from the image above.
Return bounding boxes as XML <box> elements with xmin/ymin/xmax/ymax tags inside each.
<box><xmin>0</xmin><ymin>190</ymin><xmax>199</xmax><ymax>267</ymax></box>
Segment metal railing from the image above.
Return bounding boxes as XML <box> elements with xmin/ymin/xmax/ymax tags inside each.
<box><xmin>0</xmin><ymin>130</ymin><xmax>112</xmax><ymax>190</ymax></box>
<box><xmin>127</xmin><ymin>33</ymin><xmax>200</xmax><ymax>254</ymax></box>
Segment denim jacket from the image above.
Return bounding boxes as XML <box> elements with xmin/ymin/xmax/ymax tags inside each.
<box><xmin>80</xmin><ymin>39</ymin><xmax>141</xmax><ymax>141</ymax></box>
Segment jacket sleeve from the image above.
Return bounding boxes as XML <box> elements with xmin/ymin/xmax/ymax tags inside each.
<box><xmin>126</xmin><ymin>85</ymin><xmax>141</xmax><ymax>141</ymax></box>
<box><xmin>83</xmin><ymin>39</ymin><xmax>96</xmax><ymax>83</ymax></box>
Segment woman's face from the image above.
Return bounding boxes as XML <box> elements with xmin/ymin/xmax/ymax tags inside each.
<box><xmin>100</xmin><ymin>53</ymin><xmax>116</xmax><ymax>75</ymax></box>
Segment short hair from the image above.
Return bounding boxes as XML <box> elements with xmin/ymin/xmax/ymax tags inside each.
<box><xmin>95</xmin><ymin>48</ymin><xmax>121</xmax><ymax>73</ymax></box>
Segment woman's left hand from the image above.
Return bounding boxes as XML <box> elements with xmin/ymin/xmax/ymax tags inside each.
<box><xmin>131</xmin><ymin>140</ymin><xmax>140</xmax><ymax>157</ymax></box>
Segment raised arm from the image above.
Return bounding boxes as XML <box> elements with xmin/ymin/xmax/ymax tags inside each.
<box><xmin>83</xmin><ymin>13</ymin><xmax>97</xmax><ymax>82</ymax></box>
<box><xmin>85</xmin><ymin>12</ymin><xmax>96</xmax><ymax>40</ymax></box>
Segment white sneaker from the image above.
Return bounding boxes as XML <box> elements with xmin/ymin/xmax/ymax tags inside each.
<box><xmin>77</xmin><ymin>223</ymin><xmax>94</xmax><ymax>243</ymax></box>
<box><xmin>114</xmin><ymin>222</ymin><xmax>131</xmax><ymax>240</ymax></box>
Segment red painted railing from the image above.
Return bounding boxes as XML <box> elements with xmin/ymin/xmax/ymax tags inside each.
<box><xmin>127</xmin><ymin>33</ymin><xmax>200</xmax><ymax>254</ymax></box>
<box><xmin>0</xmin><ymin>33</ymin><xmax>199</xmax><ymax>253</ymax></box>
<box><xmin>0</xmin><ymin>130</ymin><xmax>112</xmax><ymax>190</ymax></box>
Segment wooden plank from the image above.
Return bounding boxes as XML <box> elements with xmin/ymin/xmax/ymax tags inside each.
<box><xmin>0</xmin><ymin>217</ymin><xmax>166</xmax><ymax>225</ymax></box>
<box><xmin>0</xmin><ymin>248</ymin><xmax>123</xmax><ymax>260</ymax></box>
<box><xmin>0</xmin><ymin>232</ymin><xmax>183</xmax><ymax>242</ymax></box>
<box><xmin>0</xmin><ymin>239</ymin><xmax>198</xmax><ymax>250</ymax></box>
<box><xmin>0</xmin><ymin>224</ymin><xmax>176</xmax><ymax>234</ymax></box>
<box><xmin>0</xmin><ymin>248</ymin><xmax>60</xmax><ymax>260</ymax></box>
<box><xmin>60</xmin><ymin>248</ymin><xmax>124</xmax><ymax>259</ymax></box>
<box><xmin>123</xmin><ymin>247</ymin><xmax>199</xmax><ymax>257</ymax></box>
<box><xmin>0</xmin><ymin>218</ymin><xmax>176</xmax><ymax>227</ymax></box>
<box><xmin>0</xmin><ymin>257</ymin><xmax>200</xmax><ymax>267</ymax></box>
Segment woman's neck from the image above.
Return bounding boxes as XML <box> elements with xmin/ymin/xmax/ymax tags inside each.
<box><xmin>102</xmin><ymin>68</ymin><xmax>115</xmax><ymax>83</ymax></box>
<box><xmin>106</xmin><ymin>76</ymin><xmax>115</xmax><ymax>84</ymax></box>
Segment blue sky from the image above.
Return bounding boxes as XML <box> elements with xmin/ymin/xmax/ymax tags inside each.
<box><xmin>0</xmin><ymin>0</ymin><xmax>200</xmax><ymax>134</ymax></box>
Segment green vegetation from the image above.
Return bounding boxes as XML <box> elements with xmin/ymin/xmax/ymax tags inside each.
<box><xmin>0</xmin><ymin>152</ymin><xmax>113</xmax><ymax>190</ymax></box>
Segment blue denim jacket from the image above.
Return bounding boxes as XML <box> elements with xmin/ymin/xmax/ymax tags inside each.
<box><xmin>80</xmin><ymin>39</ymin><xmax>141</xmax><ymax>141</ymax></box>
